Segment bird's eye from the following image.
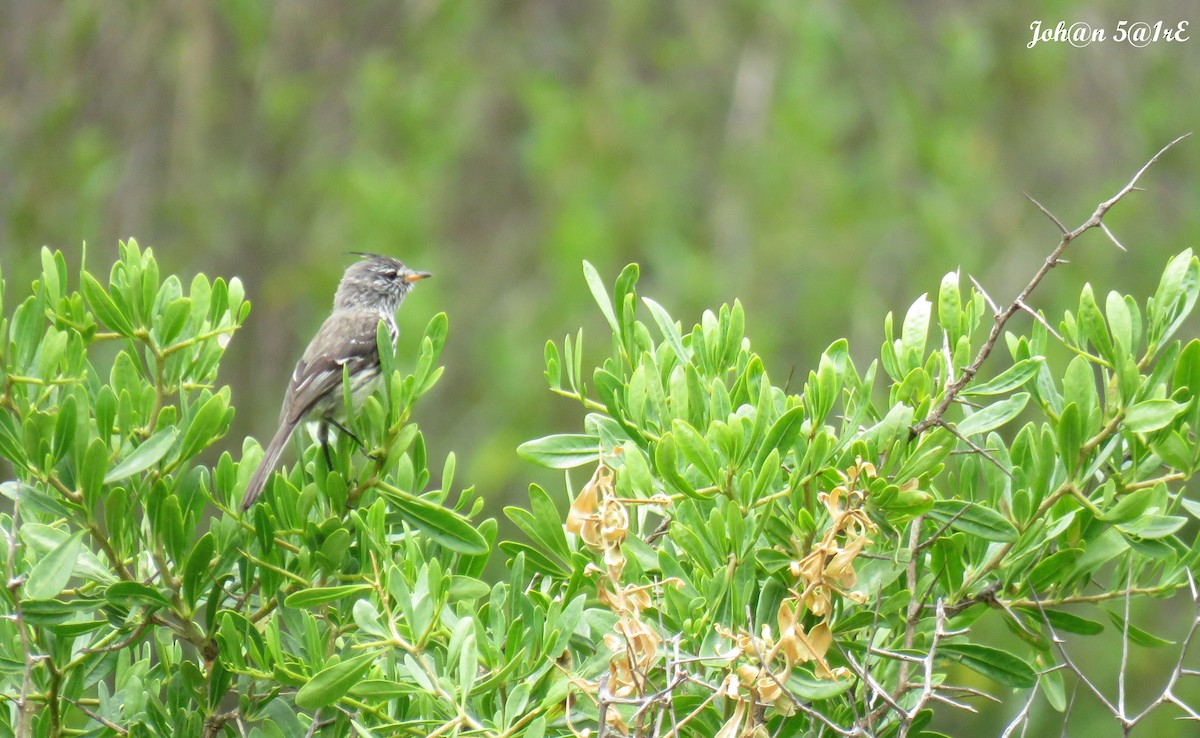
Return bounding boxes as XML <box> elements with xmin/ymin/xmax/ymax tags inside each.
<box><xmin>382</xmin><ymin>269</ymin><xmax>398</xmax><ymax>280</ymax></box>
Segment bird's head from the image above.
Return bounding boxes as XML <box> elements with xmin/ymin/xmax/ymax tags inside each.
<box><xmin>335</xmin><ymin>253</ymin><xmax>431</xmax><ymax>313</ymax></box>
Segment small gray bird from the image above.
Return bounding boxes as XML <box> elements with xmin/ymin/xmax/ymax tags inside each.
<box><xmin>240</xmin><ymin>254</ymin><xmax>431</xmax><ymax>510</ymax></box>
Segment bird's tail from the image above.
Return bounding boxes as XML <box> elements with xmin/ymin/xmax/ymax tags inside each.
<box><xmin>241</xmin><ymin>420</ymin><xmax>298</xmax><ymax>511</ymax></box>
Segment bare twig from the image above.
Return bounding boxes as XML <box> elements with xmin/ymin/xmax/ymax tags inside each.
<box><xmin>1013</xmin><ymin>299</ymin><xmax>1066</xmax><ymax>343</ymax></box>
<box><xmin>63</xmin><ymin>696</ymin><xmax>130</xmax><ymax>735</ymax></box>
<box><xmin>937</xmin><ymin>420</ymin><xmax>1015</xmax><ymax>479</ymax></box>
<box><xmin>1017</xmin><ymin>569</ymin><xmax>1200</xmax><ymax>735</ymax></box>
<box><xmin>913</xmin><ymin>135</ymin><xmax>1190</xmax><ymax>436</ymax></box>
<box><xmin>5</xmin><ymin>494</ymin><xmax>38</xmax><ymax>736</ymax></box>
<box><xmin>999</xmin><ymin>685</ymin><xmax>1038</xmax><ymax>738</ymax></box>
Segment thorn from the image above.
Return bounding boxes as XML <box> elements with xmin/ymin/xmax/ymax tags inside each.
<box><xmin>1100</xmin><ymin>221</ymin><xmax>1127</xmax><ymax>252</ymax></box>
<box><xmin>968</xmin><ymin>275</ymin><xmax>1000</xmax><ymax>315</ymax></box>
<box><xmin>1023</xmin><ymin>192</ymin><xmax>1070</xmax><ymax>236</ymax></box>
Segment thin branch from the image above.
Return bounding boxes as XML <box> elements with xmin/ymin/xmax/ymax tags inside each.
<box><xmin>1013</xmin><ymin>299</ymin><xmax>1065</xmax><ymax>343</ymax></box>
<box><xmin>999</xmin><ymin>686</ymin><xmax>1038</xmax><ymax>738</ymax></box>
<box><xmin>1118</xmin><ymin>566</ymin><xmax>1132</xmax><ymax>719</ymax></box>
<box><xmin>938</xmin><ymin>420</ymin><xmax>1015</xmax><ymax>479</ymax></box>
<box><xmin>64</xmin><ymin>696</ymin><xmax>129</xmax><ymax>735</ymax></box>
<box><xmin>913</xmin><ymin>135</ymin><xmax>1189</xmax><ymax>436</ymax></box>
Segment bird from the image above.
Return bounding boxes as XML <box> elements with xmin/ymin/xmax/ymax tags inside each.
<box><xmin>240</xmin><ymin>254</ymin><xmax>431</xmax><ymax>510</ymax></box>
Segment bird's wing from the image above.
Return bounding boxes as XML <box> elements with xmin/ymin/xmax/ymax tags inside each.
<box><xmin>281</xmin><ymin>310</ymin><xmax>384</xmax><ymax>425</ymax></box>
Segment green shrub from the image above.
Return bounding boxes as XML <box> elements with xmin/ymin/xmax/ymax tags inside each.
<box><xmin>3</xmin><ymin>156</ymin><xmax>1200</xmax><ymax>736</ymax></box>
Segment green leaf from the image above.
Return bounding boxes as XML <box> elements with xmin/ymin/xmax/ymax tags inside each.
<box><xmin>1062</xmin><ymin>356</ymin><xmax>1097</xmax><ymax>423</ymax></box>
<box><xmin>1125</xmin><ymin>400</ymin><xmax>1186</xmax><ymax>433</ymax></box>
<box><xmin>642</xmin><ymin>297</ymin><xmax>688</xmax><ymax>365</ymax></box>
<box><xmin>621</xmin><ymin>442</ymin><xmax>653</xmax><ymax>497</ymax></box>
<box><xmin>1104</xmin><ymin>610</ymin><xmax>1174</xmax><ymax>647</ymax></box>
<box><xmin>381</xmin><ymin>487</ymin><xmax>488</xmax><ymax>555</ymax></box>
<box><xmin>654</xmin><ymin>434</ymin><xmax>704</xmax><ymax>499</ymax></box>
<box><xmin>79</xmin><ymin>438</ymin><xmax>108</xmax><ymax>510</ymax></box>
<box><xmin>1057</xmin><ymin>403</ymin><xmax>1083</xmax><ymax>475</ymax></box>
<box><xmin>1016</xmin><ymin>607</ymin><xmax>1104</xmax><ymax>636</ymax></box>
<box><xmin>516</xmin><ymin>434</ymin><xmax>599</xmax><ymax>469</ymax></box>
<box><xmin>582</xmin><ymin>260</ymin><xmax>619</xmax><ymax>333</ymax></box>
<box><xmin>284</xmin><ymin>585</ymin><xmax>372</xmax><ymax>609</ymax></box>
<box><xmin>870</xmin><ymin>484</ymin><xmax>935</xmax><ymax>520</ymax></box>
<box><xmin>1097</xmin><ymin>486</ymin><xmax>1156</xmax><ymax>524</ymax></box>
<box><xmin>1182</xmin><ymin>498</ymin><xmax>1200</xmax><ymax>520</ymax></box>
<box><xmin>457</xmin><ymin>618</ymin><xmax>478</xmax><ymax>699</ymax></box>
<box><xmin>901</xmin><ymin>293</ymin><xmax>931</xmax><ymax>363</ymax></box>
<box><xmin>505</xmin><ymin>484</ymin><xmax>570</xmax><ymax>564</ymax></box>
<box><xmin>353</xmin><ymin>600</ymin><xmax>387</xmax><ymax>638</ymax></box>
<box><xmin>24</xmin><ymin>531</ymin><xmax>85</xmax><ymax>600</ymax></box>
<box><xmin>963</xmin><ymin>358</ymin><xmax>1045</xmax><ymax>397</ymax></box>
<box><xmin>543</xmin><ymin>340</ymin><xmax>561</xmax><ymax>388</ymax></box>
<box><xmin>1150</xmin><ymin>250</ymin><xmax>1199</xmax><ymax>346</ymax></box>
<box><xmin>940</xmin><ymin>643</ymin><xmax>1036</xmax><ymax>688</ymax></box>
<box><xmin>50</xmin><ymin>393</ymin><xmax>76</xmax><ymax>462</ymax></box>
<box><xmin>182</xmin><ymin>533</ymin><xmax>215</xmax><ymax>609</ymax></box>
<box><xmin>296</xmin><ymin>652</ymin><xmax>377</xmax><ymax>709</ymax></box>
<box><xmin>498</xmin><ymin>540</ymin><xmax>568</xmax><ymax>577</ymax></box>
<box><xmin>1027</xmin><ymin>549</ymin><xmax>1081</xmax><ymax>590</ymax></box>
<box><xmin>179</xmin><ymin>392</ymin><xmax>230</xmax><ymax>461</ymax></box>
<box><xmin>1106</xmin><ymin>290</ymin><xmax>1133</xmax><ymax>351</ymax></box>
<box><xmin>785</xmin><ymin>667</ymin><xmax>855</xmax><ymax>701</ymax></box>
<box><xmin>938</xmin><ymin>270</ymin><xmax>962</xmax><ymax>340</ymax></box>
<box><xmin>424</xmin><ymin>311</ymin><xmax>449</xmax><ymax>356</ymax></box>
<box><xmin>1117</xmin><ymin>514</ymin><xmax>1187</xmax><ymax>540</ymax></box>
<box><xmin>752</xmin><ymin>405</ymin><xmax>805</xmax><ymax>471</ymax></box>
<box><xmin>895</xmin><ymin>428</ymin><xmax>954</xmax><ymax>483</ymax></box>
<box><xmin>671</xmin><ymin>419</ymin><xmax>719</xmax><ymax>480</ymax></box>
<box><xmin>1078</xmin><ymin>283</ymin><xmax>1113</xmax><ymax>360</ymax></box>
<box><xmin>104</xmin><ymin>428</ymin><xmax>179</xmax><ymax>484</ymax></box>
<box><xmin>927</xmin><ymin>500</ymin><xmax>1017</xmax><ymax>542</ymax></box>
<box><xmin>81</xmin><ymin>271</ymin><xmax>134</xmax><ymax>336</ymax></box>
<box><xmin>955</xmin><ymin>393</ymin><xmax>1029</xmax><ymax>437</ymax></box>
<box><xmin>105</xmin><ymin>581</ymin><xmax>172</xmax><ymax>610</ymax></box>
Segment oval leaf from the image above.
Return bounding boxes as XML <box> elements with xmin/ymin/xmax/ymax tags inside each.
<box><xmin>516</xmin><ymin>434</ymin><xmax>599</xmax><ymax>469</ymax></box>
<box><xmin>381</xmin><ymin>488</ymin><xmax>488</xmax><ymax>555</ymax></box>
<box><xmin>940</xmin><ymin>643</ymin><xmax>1036</xmax><ymax>688</ymax></box>
<box><xmin>105</xmin><ymin>581</ymin><xmax>172</xmax><ymax>610</ymax></box>
<box><xmin>963</xmin><ymin>358</ymin><xmax>1045</xmax><ymax>397</ymax></box>
<box><xmin>295</xmin><ymin>652</ymin><xmax>377</xmax><ymax>710</ymax></box>
<box><xmin>927</xmin><ymin>500</ymin><xmax>1017</xmax><ymax>543</ymax></box>
<box><xmin>104</xmin><ymin>428</ymin><xmax>179</xmax><ymax>484</ymax></box>
<box><xmin>24</xmin><ymin>531</ymin><xmax>85</xmax><ymax>600</ymax></box>
<box><xmin>285</xmin><ymin>585</ymin><xmax>372</xmax><ymax>609</ymax></box>
<box><xmin>1125</xmin><ymin>400</ymin><xmax>1185</xmax><ymax>433</ymax></box>
<box><xmin>955</xmin><ymin>393</ymin><xmax>1029</xmax><ymax>437</ymax></box>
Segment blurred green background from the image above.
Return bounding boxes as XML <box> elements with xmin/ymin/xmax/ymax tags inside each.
<box><xmin>2</xmin><ymin>1</ymin><xmax>1198</xmax><ymax>733</ymax></box>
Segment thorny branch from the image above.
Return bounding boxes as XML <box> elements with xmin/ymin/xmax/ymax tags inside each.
<box><xmin>1003</xmin><ymin>570</ymin><xmax>1200</xmax><ymax>737</ymax></box>
<box><xmin>912</xmin><ymin>133</ymin><xmax>1191</xmax><ymax>437</ymax></box>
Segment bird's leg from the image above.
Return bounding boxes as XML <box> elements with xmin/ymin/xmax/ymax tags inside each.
<box><xmin>327</xmin><ymin>418</ymin><xmax>384</xmax><ymax>462</ymax></box>
<box><xmin>325</xmin><ymin>417</ymin><xmax>364</xmax><ymax>451</ymax></box>
<box><xmin>318</xmin><ymin>420</ymin><xmax>334</xmax><ymax>472</ymax></box>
